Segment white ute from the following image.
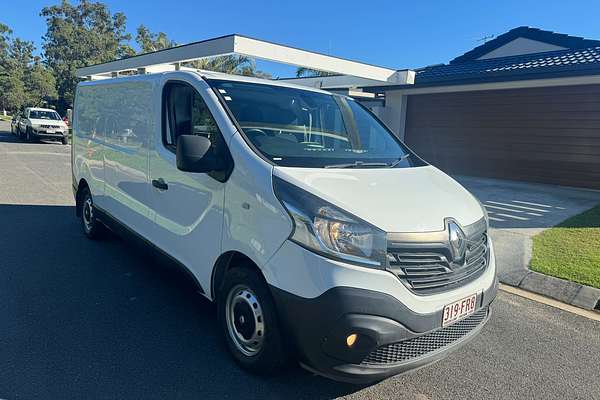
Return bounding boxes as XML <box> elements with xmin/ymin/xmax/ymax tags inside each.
<box><xmin>19</xmin><ymin>107</ymin><xmax>69</xmax><ymax>144</ymax></box>
<box><xmin>72</xmin><ymin>70</ymin><xmax>497</xmax><ymax>383</ymax></box>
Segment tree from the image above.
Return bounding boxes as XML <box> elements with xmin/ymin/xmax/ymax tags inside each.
<box><xmin>0</xmin><ymin>26</ymin><xmax>58</xmax><ymax>112</ymax></box>
<box><xmin>136</xmin><ymin>24</ymin><xmax>177</xmax><ymax>53</ymax></box>
<box><xmin>0</xmin><ymin>30</ymin><xmax>32</xmax><ymax>113</ymax></box>
<box><xmin>189</xmin><ymin>55</ymin><xmax>256</xmax><ymax>75</ymax></box>
<box><xmin>0</xmin><ymin>24</ymin><xmax>15</xmax><ymax>112</ymax></box>
<box><xmin>296</xmin><ymin>67</ymin><xmax>334</xmax><ymax>78</ymax></box>
<box><xmin>26</xmin><ymin>59</ymin><xmax>58</xmax><ymax>107</ymax></box>
<box><xmin>41</xmin><ymin>0</ymin><xmax>134</xmax><ymax>112</ymax></box>
<box><xmin>0</xmin><ymin>23</ymin><xmax>11</xmax><ymax>60</ymax></box>
<box><xmin>0</xmin><ymin>65</ymin><xmax>26</xmax><ymax>113</ymax></box>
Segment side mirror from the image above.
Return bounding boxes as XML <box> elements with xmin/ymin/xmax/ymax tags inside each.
<box><xmin>176</xmin><ymin>134</ymin><xmax>218</xmax><ymax>173</ymax></box>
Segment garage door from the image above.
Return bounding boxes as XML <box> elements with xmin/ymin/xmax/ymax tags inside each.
<box><xmin>403</xmin><ymin>84</ymin><xmax>600</xmax><ymax>189</ymax></box>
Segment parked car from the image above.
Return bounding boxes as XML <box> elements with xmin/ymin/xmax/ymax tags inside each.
<box><xmin>10</xmin><ymin>114</ymin><xmax>21</xmax><ymax>135</ymax></box>
<box><xmin>72</xmin><ymin>71</ymin><xmax>497</xmax><ymax>384</ymax></box>
<box><xmin>18</xmin><ymin>107</ymin><xmax>69</xmax><ymax>144</ymax></box>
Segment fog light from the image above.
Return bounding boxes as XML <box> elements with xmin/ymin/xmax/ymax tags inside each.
<box><xmin>346</xmin><ymin>333</ymin><xmax>358</xmax><ymax>348</ymax></box>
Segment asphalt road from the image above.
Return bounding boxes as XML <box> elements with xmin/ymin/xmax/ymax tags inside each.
<box><xmin>0</xmin><ymin>121</ymin><xmax>599</xmax><ymax>400</ymax></box>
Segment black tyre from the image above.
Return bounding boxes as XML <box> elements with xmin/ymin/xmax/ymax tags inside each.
<box><xmin>218</xmin><ymin>266</ymin><xmax>288</xmax><ymax>374</ymax></box>
<box><xmin>79</xmin><ymin>188</ymin><xmax>104</xmax><ymax>239</ymax></box>
<box><xmin>62</xmin><ymin>137</ymin><xmax>68</xmax><ymax>145</ymax></box>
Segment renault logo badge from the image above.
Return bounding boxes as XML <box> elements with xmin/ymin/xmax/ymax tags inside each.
<box><xmin>448</xmin><ymin>221</ymin><xmax>467</xmax><ymax>264</ymax></box>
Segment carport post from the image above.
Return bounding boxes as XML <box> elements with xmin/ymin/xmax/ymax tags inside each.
<box><xmin>379</xmin><ymin>91</ymin><xmax>408</xmax><ymax>141</ymax></box>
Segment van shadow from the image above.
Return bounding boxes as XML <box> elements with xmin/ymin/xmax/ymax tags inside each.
<box><xmin>0</xmin><ymin>204</ymin><xmax>361</xmax><ymax>400</ymax></box>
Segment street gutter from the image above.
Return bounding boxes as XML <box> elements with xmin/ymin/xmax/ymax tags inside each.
<box><xmin>499</xmin><ymin>284</ymin><xmax>600</xmax><ymax>321</ymax></box>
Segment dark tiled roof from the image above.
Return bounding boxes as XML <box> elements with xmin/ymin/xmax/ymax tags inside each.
<box><xmin>451</xmin><ymin>26</ymin><xmax>600</xmax><ymax>64</ymax></box>
<box><xmin>415</xmin><ymin>46</ymin><xmax>600</xmax><ymax>85</ymax></box>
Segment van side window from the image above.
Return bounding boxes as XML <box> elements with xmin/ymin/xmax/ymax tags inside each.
<box><xmin>163</xmin><ymin>82</ymin><xmax>221</xmax><ymax>150</ymax></box>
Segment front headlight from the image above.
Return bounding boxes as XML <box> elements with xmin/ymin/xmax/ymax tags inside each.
<box><xmin>273</xmin><ymin>176</ymin><xmax>387</xmax><ymax>268</ymax></box>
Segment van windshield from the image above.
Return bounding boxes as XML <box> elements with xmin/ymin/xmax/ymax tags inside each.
<box><xmin>208</xmin><ymin>80</ymin><xmax>425</xmax><ymax>168</ymax></box>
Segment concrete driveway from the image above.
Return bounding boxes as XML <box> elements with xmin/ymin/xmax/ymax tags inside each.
<box><xmin>456</xmin><ymin>175</ymin><xmax>600</xmax><ymax>285</ymax></box>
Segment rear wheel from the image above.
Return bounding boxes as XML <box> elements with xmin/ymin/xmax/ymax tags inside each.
<box><xmin>218</xmin><ymin>266</ymin><xmax>288</xmax><ymax>374</ymax></box>
<box><xmin>79</xmin><ymin>188</ymin><xmax>104</xmax><ymax>239</ymax></box>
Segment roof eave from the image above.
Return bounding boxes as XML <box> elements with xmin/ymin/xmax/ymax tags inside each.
<box><xmin>362</xmin><ymin>68</ymin><xmax>600</xmax><ymax>93</ymax></box>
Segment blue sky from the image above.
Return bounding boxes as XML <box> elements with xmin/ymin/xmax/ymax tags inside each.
<box><xmin>3</xmin><ymin>0</ymin><xmax>600</xmax><ymax>78</ymax></box>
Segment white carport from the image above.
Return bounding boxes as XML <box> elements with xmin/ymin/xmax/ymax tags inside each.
<box><xmin>76</xmin><ymin>34</ymin><xmax>408</xmax><ymax>82</ymax></box>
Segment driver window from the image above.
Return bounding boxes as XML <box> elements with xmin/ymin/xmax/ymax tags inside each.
<box><xmin>163</xmin><ymin>82</ymin><xmax>221</xmax><ymax>149</ymax></box>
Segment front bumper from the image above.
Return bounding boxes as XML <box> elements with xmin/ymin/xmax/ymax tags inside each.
<box><xmin>32</xmin><ymin>130</ymin><xmax>66</xmax><ymax>140</ymax></box>
<box><xmin>270</xmin><ymin>276</ymin><xmax>498</xmax><ymax>384</ymax></box>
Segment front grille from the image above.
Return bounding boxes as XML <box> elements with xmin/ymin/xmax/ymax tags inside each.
<box><xmin>361</xmin><ymin>307</ymin><xmax>489</xmax><ymax>366</ymax></box>
<box><xmin>387</xmin><ymin>226</ymin><xmax>489</xmax><ymax>295</ymax></box>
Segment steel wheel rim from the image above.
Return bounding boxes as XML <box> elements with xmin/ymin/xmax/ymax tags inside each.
<box><xmin>225</xmin><ymin>284</ymin><xmax>265</xmax><ymax>357</ymax></box>
<box><xmin>83</xmin><ymin>197</ymin><xmax>93</xmax><ymax>231</ymax></box>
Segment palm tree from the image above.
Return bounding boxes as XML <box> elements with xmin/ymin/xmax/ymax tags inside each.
<box><xmin>188</xmin><ymin>55</ymin><xmax>249</xmax><ymax>73</ymax></box>
<box><xmin>296</xmin><ymin>67</ymin><xmax>334</xmax><ymax>78</ymax></box>
<box><xmin>186</xmin><ymin>55</ymin><xmax>271</xmax><ymax>78</ymax></box>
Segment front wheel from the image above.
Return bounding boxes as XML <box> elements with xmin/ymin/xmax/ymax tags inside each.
<box><xmin>218</xmin><ymin>266</ymin><xmax>288</xmax><ymax>374</ymax></box>
<box><xmin>62</xmin><ymin>137</ymin><xmax>68</xmax><ymax>145</ymax></box>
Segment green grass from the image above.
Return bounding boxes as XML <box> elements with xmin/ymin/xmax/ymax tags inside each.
<box><xmin>0</xmin><ymin>115</ymin><xmax>12</xmax><ymax>121</ymax></box>
<box><xmin>530</xmin><ymin>204</ymin><xmax>600</xmax><ymax>289</ymax></box>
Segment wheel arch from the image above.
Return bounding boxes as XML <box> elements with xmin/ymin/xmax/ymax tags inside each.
<box><xmin>211</xmin><ymin>251</ymin><xmax>267</xmax><ymax>301</ymax></box>
<box><xmin>75</xmin><ymin>178</ymin><xmax>90</xmax><ymax>217</ymax></box>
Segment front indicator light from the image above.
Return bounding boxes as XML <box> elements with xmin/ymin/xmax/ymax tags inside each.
<box><xmin>346</xmin><ymin>333</ymin><xmax>358</xmax><ymax>348</ymax></box>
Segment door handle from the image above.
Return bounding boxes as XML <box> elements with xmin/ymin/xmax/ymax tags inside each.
<box><xmin>152</xmin><ymin>178</ymin><xmax>168</xmax><ymax>191</ymax></box>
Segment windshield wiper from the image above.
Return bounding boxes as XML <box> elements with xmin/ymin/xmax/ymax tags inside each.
<box><xmin>324</xmin><ymin>153</ymin><xmax>411</xmax><ymax>169</ymax></box>
<box><xmin>389</xmin><ymin>153</ymin><xmax>411</xmax><ymax>167</ymax></box>
<box><xmin>324</xmin><ymin>161</ymin><xmax>391</xmax><ymax>169</ymax></box>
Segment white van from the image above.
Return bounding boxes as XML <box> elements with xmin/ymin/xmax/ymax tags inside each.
<box><xmin>72</xmin><ymin>70</ymin><xmax>497</xmax><ymax>383</ymax></box>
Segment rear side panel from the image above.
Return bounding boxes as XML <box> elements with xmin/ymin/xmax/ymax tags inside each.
<box><xmin>72</xmin><ymin>84</ymin><xmax>106</xmax><ymax>204</ymax></box>
<box><xmin>73</xmin><ymin>77</ymin><xmax>156</xmax><ymax>235</ymax></box>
